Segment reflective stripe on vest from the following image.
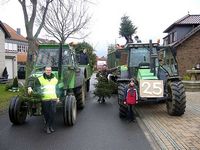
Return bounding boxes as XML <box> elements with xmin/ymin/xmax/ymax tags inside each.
<box><xmin>38</xmin><ymin>76</ymin><xmax>58</xmax><ymax>100</ymax></box>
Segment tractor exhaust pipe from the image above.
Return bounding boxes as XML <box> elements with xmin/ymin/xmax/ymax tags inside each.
<box><xmin>58</xmin><ymin>43</ymin><xmax>63</xmax><ymax>80</ymax></box>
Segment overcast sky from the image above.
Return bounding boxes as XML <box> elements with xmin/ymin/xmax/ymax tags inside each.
<box><xmin>0</xmin><ymin>0</ymin><xmax>200</xmax><ymax>57</ymax></box>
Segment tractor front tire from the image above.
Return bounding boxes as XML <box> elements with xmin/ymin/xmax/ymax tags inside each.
<box><xmin>63</xmin><ymin>95</ymin><xmax>77</xmax><ymax>126</ymax></box>
<box><xmin>9</xmin><ymin>96</ymin><xmax>27</xmax><ymax>125</ymax></box>
<box><xmin>166</xmin><ymin>81</ymin><xmax>186</xmax><ymax>116</ymax></box>
<box><xmin>118</xmin><ymin>83</ymin><xmax>128</xmax><ymax>118</ymax></box>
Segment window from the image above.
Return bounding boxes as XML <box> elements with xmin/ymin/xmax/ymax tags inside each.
<box><xmin>173</xmin><ymin>32</ymin><xmax>177</xmax><ymax>42</ymax></box>
<box><xmin>17</xmin><ymin>44</ymin><xmax>28</xmax><ymax>53</ymax></box>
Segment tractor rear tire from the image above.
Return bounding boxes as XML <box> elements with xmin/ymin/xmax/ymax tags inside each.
<box><xmin>119</xmin><ymin>104</ymin><xmax>128</xmax><ymax>118</ymax></box>
<box><xmin>9</xmin><ymin>96</ymin><xmax>27</xmax><ymax>125</ymax></box>
<box><xmin>74</xmin><ymin>81</ymin><xmax>86</xmax><ymax>109</ymax></box>
<box><xmin>166</xmin><ymin>81</ymin><xmax>186</xmax><ymax>116</ymax></box>
<box><xmin>63</xmin><ymin>95</ymin><xmax>77</xmax><ymax>126</ymax></box>
<box><xmin>118</xmin><ymin>83</ymin><xmax>128</xmax><ymax>118</ymax></box>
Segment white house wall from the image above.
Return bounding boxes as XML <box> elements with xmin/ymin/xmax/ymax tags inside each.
<box><xmin>5</xmin><ymin>41</ymin><xmax>17</xmax><ymax>79</ymax></box>
<box><xmin>5</xmin><ymin>54</ymin><xmax>17</xmax><ymax>79</ymax></box>
<box><xmin>0</xmin><ymin>28</ymin><xmax>5</xmax><ymax>75</ymax></box>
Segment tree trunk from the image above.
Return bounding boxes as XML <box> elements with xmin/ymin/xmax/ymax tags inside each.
<box><xmin>25</xmin><ymin>39</ymin><xmax>38</xmax><ymax>84</ymax></box>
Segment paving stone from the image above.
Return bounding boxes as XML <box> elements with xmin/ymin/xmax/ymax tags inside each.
<box><xmin>136</xmin><ymin>92</ymin><xmax>200</xmax><ymax>150</ymax></box>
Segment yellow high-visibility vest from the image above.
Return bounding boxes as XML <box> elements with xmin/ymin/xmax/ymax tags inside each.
<box><xmin>38</xmin><ymin>76</ymin><xmax>58</xmax><ymax>100</ymax></box>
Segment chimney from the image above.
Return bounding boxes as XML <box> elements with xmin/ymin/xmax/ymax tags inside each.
<box><xmin>16</xmin><ymin>28</ymin><xmax>21</xmax><ymax>35</ymax></box>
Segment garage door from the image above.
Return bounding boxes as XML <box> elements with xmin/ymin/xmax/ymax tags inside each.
<box><xmin>5</xmin><ymin>59</ymin><xmax>13</xmax><ymax>79</ymax></box>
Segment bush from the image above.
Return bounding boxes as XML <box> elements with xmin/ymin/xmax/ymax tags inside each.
<box><xmin>183</xmin><ymin>74</ymin><xmax>191</xmax><ymax>81</ymax></box>
<box><xmin>13</xmin><ymin>77</ymin><xmax>19</xmax><ymax>88</ymax></box>
<box><xmin>5</xmin><ymin>77</ymin><xmax>19</xmax><ymax>92</ymax></box>
<box><xmin>5</xmin><ymin>82</ymin><xmax>13</xmax><ymax>91</ymax></box>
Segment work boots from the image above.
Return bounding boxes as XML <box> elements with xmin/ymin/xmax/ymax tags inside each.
<box><xmin>44</xmin><ymin>126</ymin><xmax>51</xmax><ymax>134</ymax></box>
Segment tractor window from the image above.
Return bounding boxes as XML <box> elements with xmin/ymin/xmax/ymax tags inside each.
<box><xmin>161</xmin><ymin>48</ymin><xmax>178</xmax><ymax>76</ymax></box>
<box><xmin>62</xmin><ymin>49</ymin><xmax>73</xmax><ymax>66</ymax></box>
<box><xmin>36</xmin><ymin>48</ymin><xmax>59</xmax><ymax>67</ymax></box>
<box><xmin>35</xmin><ymin>48</ymin><xmax>73</xmax><ymax>68</ymax></box>
<box><xmin>129</xmin><ymin>48</ymin><xmax>152</xmax><ymax>67</ymax></box>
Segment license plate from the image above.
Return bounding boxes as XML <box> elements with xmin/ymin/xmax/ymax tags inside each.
<box><xmin>140</xmin><ymin>80</ymin><xmax>163</xmax><ymax>98</ymax></box>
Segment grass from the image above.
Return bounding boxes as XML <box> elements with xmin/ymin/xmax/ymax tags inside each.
<box><xmin>0</xmin><ymin>84</ymin><xmax>19</xmax><ymax>113</ymax></box>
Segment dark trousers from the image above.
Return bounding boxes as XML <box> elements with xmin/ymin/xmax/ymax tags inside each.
<box><xmin>128</xmin><ymin>105</ymin><xmax>135</xmax><ymax>121</ymax></box>
<box><xmin>42</xmin><ymin>100</ymin><xmax>56</xmax><ymax>127</ymax></box>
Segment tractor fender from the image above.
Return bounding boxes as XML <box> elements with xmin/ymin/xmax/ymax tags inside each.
<box><xmin>167</xmin><ymin>76</ymin><xmax>182</xmax><ymax>82</ymax></box>
<box><xmin>75</xmin><ymin>66</ymin><xmax>85</xmax><ymax>88</ymax></box>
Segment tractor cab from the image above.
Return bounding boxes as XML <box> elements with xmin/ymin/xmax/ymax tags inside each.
<box><xmin>126</xmin><ymin>41</ymin><xmax>159</xmax><ymax>80</ymax></box>
<box><xmin>32</xmin><ymin>44</ymin><xmax>77</xmax><ymax>78</ymax></box>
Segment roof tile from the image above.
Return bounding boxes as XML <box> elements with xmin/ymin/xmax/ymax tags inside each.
<box><xmin>164</xmin><ymin>14</ymin><xmax>200</xmax><ymax>33</ymax></box>
<box><xmin>3</xmin><ymin>23</ymin><xmax>27</xmax><ymax>42</ymax></box>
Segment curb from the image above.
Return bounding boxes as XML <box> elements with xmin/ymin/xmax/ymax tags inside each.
<box><xmin>135</xmin><ymin>108</ymin><xmax>161</xmax><ymax>150</ymax></box>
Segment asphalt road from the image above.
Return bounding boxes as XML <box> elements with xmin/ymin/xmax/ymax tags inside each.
<box><xmin>0</xmin><ymin>75</ymin><xmax>152</xmax><ymax>150</ymax></box>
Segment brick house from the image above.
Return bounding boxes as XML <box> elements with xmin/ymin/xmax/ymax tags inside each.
<box><xmin>0</xmin><ymin>21</ymin><xmax>10</xmax><ymax>78</ymax></box>
<box><xmin>163</xmin><ymin>14</ymin><xmax>200</xmax><ymax>77</ymax></box>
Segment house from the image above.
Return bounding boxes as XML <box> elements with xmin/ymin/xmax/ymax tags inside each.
<box><xmin>96</xmin><ymin>56</ymin><xmax>107</xmax><ymax>70</ymax></box>
<box><xmin>163</xmin><ymin>14</ymin><xmax>200</xmax><ymax>77</ymax></box>
<box><xmin>3</xmin><ymin>23</ymin><xmax>28</xmax><ymax>79</ymax></box>
<box><xmin>0</xmin><ymin>21</ymin><xmax>10</xmax><ymax>79</ymax></box>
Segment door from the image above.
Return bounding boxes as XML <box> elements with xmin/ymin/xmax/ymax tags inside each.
<box><xmin>5</xmin><ymin>58</ymin><xmax>13</xmax><ymax>79</ymax></box>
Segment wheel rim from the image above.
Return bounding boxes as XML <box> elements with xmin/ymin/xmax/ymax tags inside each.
<box><xmin>72</xmin><ymin>99</ymin><xmax>77</xmax><ymax>121</ymax></box>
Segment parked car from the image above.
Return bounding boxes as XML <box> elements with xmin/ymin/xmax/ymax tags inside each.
<box><xmin>18</xmin><ymin>66</ymin><xmax>26</xmax><ymax>79</ymax></box>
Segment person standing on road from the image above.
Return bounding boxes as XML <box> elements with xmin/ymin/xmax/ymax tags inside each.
<box><xmin>95</xmin><ymin>64</ymin><xmax>117</xmax><ymax>103</ymax></box>
<box><xmin>124</xmin><ymin>79</ymin><xmax>138</xmax><ymax>122</ymax></box>
<box><xmin>28</xmin><ymin>66</ymin><xmax>58</xmax><ymax>134</ymax></box>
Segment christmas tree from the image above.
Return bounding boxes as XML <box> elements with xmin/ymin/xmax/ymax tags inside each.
<box><xmin>93</xmin><ymin>76</ymin><xmax>117</xmax><ymax>99</ymax></box>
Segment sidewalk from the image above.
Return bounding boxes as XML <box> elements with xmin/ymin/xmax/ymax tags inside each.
<box><xmin>136</xmin><ymin>92</ymin><xmax>200</xmax><ymax>150</ymax></box>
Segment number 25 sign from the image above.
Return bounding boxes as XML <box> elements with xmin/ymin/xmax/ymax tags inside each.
<box><xmin>140</xmin><ymin>80</ymin><xmax>163</xmax><ymax>98</ymax></box>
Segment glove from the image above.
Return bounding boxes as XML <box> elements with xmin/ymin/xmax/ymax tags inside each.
<box><xmin>28</xmin><ymin>87</ymin><xmax>33</xmax><ymax>95</ymax></box>
<box><xmin>56</xmin><ymin>98</ymin><xmax>60</xmax><ymax>103</ymax></box>
<box><xmin>123</xmin><ymin>100</ymin><xmax>127</xmax><ymax>105</ymax></box>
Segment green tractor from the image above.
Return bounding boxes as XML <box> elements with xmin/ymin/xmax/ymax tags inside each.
<box><xmin>115</xmin><ymin>40</ymin><xmax>186</xmax><ymax>118</ymax></box>
<box><xmin>9</xmin><ymin>44</ymin><xmax>92</xmax><ymax>126</ymax></box>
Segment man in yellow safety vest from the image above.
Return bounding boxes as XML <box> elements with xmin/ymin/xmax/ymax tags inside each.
<box><xmin>28</xmin><ymin>66</ymin><xmax>58</xmax><ymax>134</ymax></box>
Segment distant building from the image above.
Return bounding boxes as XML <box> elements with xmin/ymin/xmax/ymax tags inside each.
<box><xmin>96</xmin><ymin>56</ymin><xmax>107</xmax><ymax>70</ymax></box>
<box><xmin>107</xmin><ymin>44</ymin><xmax>128</xmax><ymax>69</ymax></box>
<box><xmin>37</xmin><ymin>38</ymin><xmax>57</xmax><ymax>44</ymax></box>
<box><xmin>163</xmin><ymin>14</ymin><xmax>200</xmax><ymax>77</ymax></box>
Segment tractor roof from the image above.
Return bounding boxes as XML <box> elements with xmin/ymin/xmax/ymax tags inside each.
<box><xmin>39</xmin><ymin>44</ymin><xmax>70</xmax><ymax>49</ymax></box>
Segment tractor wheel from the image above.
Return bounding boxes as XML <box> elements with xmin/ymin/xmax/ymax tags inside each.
<box><xmin>63</xmin><ymin>95</ymin><xmax>77</xmax><ymax>126</ymax></box>
<box><xmin>86</xmin><ymin>79</ymin><xmax>90</xmax><ymax>92</ymax></box>
<box><xmin>119</xmin><ymin>104</ymin><xmax>128</xmax><ymax>118</ymax></box>
<box><xmin>9</xmin><ymin>96</ymin><xmax>27</xmax><ymax>125</ymax></box>
<box><xmin>166</xmin><ymin>81</ymin><xmax>186</xmax><ymax>116</ymax></box>
<box><xmin>118</xmin><ymin>83</ymin><xmax>128</xmax><ymax>118</ymax></box>
<box><xmin>74</xmin><ymin>81</ymin><xmax>86</xmax><ymax>109</ymax></box>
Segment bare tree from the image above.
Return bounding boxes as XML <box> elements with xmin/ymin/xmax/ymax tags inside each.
<box><xmin>37</xmin><ymin>0</ymin><xmax>91</xmax><ymax>44</ymax></box>
<box><xmin>18</xmin><ymin>0</ymin><xmax>53</xmax><ymax>78</ymax></box>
